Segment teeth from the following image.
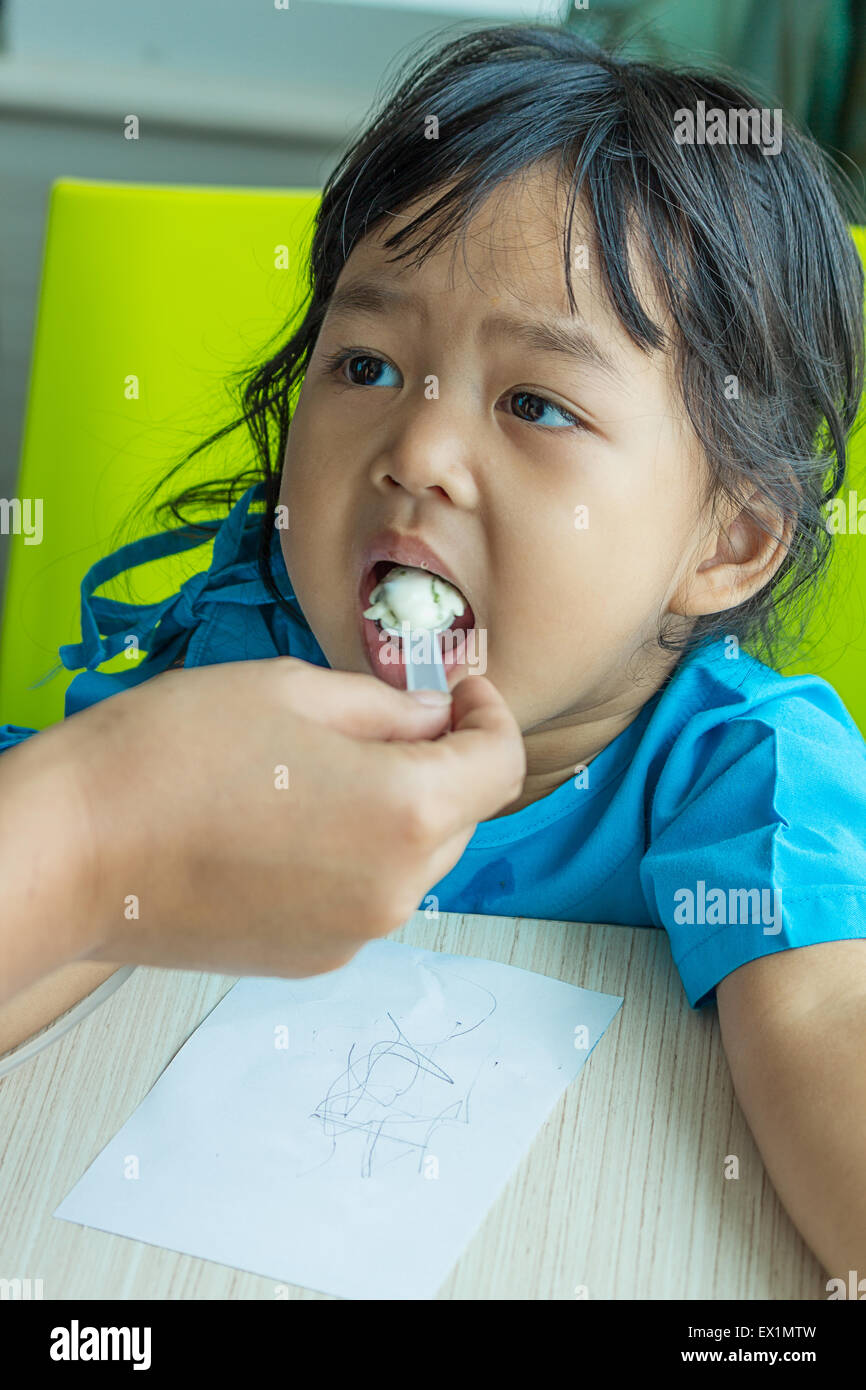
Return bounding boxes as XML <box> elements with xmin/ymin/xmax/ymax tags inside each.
<box><xmin>364</xmin><ymin>564</ymin><xmax>466</xmax><ymax>634</ymax></box>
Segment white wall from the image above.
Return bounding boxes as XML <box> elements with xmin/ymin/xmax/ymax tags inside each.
<box><xmin>7</xmin><ymin>0</ymin><xmax>564</xmax><ymax>101</ymax></box>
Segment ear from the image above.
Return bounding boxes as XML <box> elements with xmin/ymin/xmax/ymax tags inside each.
<box><xmin>669</xmin><ymin>490</ymin><xmax>794</xmax><ymax>620</ymax></box>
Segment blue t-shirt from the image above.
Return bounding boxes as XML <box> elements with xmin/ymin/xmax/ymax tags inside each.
<box><xmin>3</xmin><ymin>481</ymin><xmax>865</xmax><ymax>1010</ymax></box>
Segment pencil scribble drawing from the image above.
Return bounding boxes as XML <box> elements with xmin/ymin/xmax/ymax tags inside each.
<box><xmin>305</xmin><ymin>973</ymin><xmax>498</xmax><ymax>1177</ymax></box>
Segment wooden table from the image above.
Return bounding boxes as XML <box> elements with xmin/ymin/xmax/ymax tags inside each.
<box><xmin>0</xmin><ymin>910</ymin><xmax>828</xmax><ymax>1299</ymax></box>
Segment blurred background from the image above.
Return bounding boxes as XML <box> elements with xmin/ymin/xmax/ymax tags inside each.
<box><xmin>0</xmin><ymin>0</ymin><xmax>864</xmax><ymax>602</ymax></box>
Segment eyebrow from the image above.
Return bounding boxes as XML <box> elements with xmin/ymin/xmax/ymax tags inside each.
<box><xmin>324</xmin><ymin>277</ymin><xmax>626</xmax><ymax>386</ymax></box>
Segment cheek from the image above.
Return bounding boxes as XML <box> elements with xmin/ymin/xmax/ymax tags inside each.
<box><xmin>512</xmin><ymin>517</ymin><xmax>654</xmax><ymax>646</ymax></box>
<box><xmin>276</xmin><ymin>478</ymin><xmax>321</xmax><ymax>599</ymax></box>
<box><xmin>280</xmin><ymin>435</ymin><xmax>339</xmax><ymax>541</ymax></box>
<box><xmin>281</xmin><ymin>395</ymin><xmax>328</xmax><ymax>499</ymax></box>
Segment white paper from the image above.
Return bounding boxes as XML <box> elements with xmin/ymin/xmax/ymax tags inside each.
<box><xmin>55</xmin><ymin>939</ymin><xmax>622</xmax><ymax>1299</ymax></box>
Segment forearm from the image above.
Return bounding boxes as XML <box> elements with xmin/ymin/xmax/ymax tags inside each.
<box><xmin>718</xmin><ymin>985</ymin><xmax>866</xmax><ymax>1279</ymax></box>
<box><xmin>0</xmin><ymin>720</ymin><xmax>101</xmax><ymax>1004</ymax></box>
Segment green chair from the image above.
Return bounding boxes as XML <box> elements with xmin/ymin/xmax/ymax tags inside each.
<box><xmin>0</xmin><ymin>179</ymin><xmax>321</xmax><ymax>731</ymax></box>
<box><xmin>1</xmin><ymin>183</ymin><xmax>865</xmax><ymax>732</ymax></box>
<box><xmin>768</xmin><ymin>223</ymin><xmax>866</xmax><ymax>727</ymax></box>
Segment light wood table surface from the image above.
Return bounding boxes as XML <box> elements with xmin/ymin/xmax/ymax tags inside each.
<box><xmin>0</xmin><ymin>910</ymin><xmax>828</xmax><ymax>1300</ymax></box>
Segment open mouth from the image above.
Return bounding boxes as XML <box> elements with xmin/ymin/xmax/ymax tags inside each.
<box><xmin>359</xmin><ymin>560</ymin><xmax>476</xmax><ymax>689</ymax></box>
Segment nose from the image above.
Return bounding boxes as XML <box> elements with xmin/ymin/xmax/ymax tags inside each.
<box><xmin>371</xmin><ymin>407</ymin><xmax>480</xmax><ymax>508</ymax></box>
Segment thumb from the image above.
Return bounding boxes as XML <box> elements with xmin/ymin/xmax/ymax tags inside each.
<box><xmin>277</xmin><ymin>657</ymin><xmax>454</xmax><ymax>741</ymax></box>
<box><xmin>427</xmin><ymin>673</ymin><xmax>527</xmax><ymax>830</ymax></box>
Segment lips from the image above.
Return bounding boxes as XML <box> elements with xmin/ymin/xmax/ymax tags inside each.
<box><xmin>357</xmin><ymin>530</ymin><xmax>476</xmax><ymax>688</ymax></box>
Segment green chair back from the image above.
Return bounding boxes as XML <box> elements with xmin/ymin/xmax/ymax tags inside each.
<box><xmin>0</xmin><ymin>179</ymin><xmax>320</xmax><ymax>730</ymax></box>
<box><xmin>776</xmin><ymin>225</ymin><xmax>866</xmax><ymax>730</ymax></box>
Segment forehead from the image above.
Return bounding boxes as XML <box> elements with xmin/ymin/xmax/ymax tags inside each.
<box><xmin>332</xmin><ymin>162</ymin><xmax>670</xmax><ymax>357</ymax></box>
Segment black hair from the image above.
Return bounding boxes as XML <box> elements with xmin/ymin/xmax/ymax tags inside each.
<box><xmin>140</xmin><ymin>20</ymin><xmax>866</xmax><ymax>671</ymax></box>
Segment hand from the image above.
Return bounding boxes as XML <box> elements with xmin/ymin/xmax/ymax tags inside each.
<box><xmin>64</xmin><ymin>657</ymin><xmax>525</xmax><ymax>979</ymax></box>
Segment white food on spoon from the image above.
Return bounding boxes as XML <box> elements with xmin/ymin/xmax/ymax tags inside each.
<box><xmin>363</xmin><ymin>564</ymin><xmax>465</xmax><ymax>634</ymax></box>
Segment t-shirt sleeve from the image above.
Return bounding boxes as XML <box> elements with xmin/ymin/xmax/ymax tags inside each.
<box><xmin>0</xmin><ymin>724</ymin><xmax>38</xmax><ymax>753</ymax></box>
<box><xmin>639</xmin><ymin>687</ymin><xmax>866</xmax><ymax>1010</ymax></box>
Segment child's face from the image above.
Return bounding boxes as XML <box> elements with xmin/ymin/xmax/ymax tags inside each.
<box><xmin>279</xmin><ymin>164</ymin><xmax>733</xmax><ymax>785</ymax></box>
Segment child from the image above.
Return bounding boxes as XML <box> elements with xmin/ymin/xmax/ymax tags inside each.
<box><xmin>2</xmin><ymin>24</ymin><xmax>866</xmax><ymax>1277</ymax></box>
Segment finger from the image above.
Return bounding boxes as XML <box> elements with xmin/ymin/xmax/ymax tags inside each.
<box><xmin>399</xmin><ymin>674</ymin><xmax>527</xmax><ymax>835</ymax></box>
<box><xmin>424</xmin><ymin>825</ymin><xmax>479</xmax><ymax>889</ymax></box>
<box><xmin>276</xmin><ymin>656</ymin><xmax>454</xmax><ymax>741</ymax></box>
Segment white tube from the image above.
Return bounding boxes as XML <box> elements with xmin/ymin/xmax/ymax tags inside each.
<box><xmin>0</xmin><ymin>966</ymin><xmax>137</xmax><ymax>1080</ymax></box>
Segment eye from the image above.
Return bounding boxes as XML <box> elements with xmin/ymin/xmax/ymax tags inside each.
<box><xmin>320</xmin><ymin>347</ymin><xmax>589</xmax><ymax>432</ymax></box>
<box><xmin>506</xmin><ymin>390</ymin><xmax>586</xmax><ymax>431</ymax></box>
<box><xmin>320</xmin><ymin>348</ymin><xmax>401</xmax><ymax>389</ymax></box>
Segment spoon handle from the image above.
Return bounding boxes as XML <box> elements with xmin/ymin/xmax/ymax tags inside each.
<box><xmin>403</xmin><ymin>629</ymin><xmax>449</xmax><ymax>693</ymax></box>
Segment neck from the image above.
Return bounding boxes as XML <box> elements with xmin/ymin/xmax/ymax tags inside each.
<box><xmin>486</xmin><ymin>665</ymin><xmax>675</xmax><ymax>820</ymax></box>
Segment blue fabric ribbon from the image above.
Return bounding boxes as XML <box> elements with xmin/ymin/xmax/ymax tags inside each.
<box><xmin>58</xmin><ymin>483</ymin><xmax>279</xmax><ymax>672</ymax></box>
